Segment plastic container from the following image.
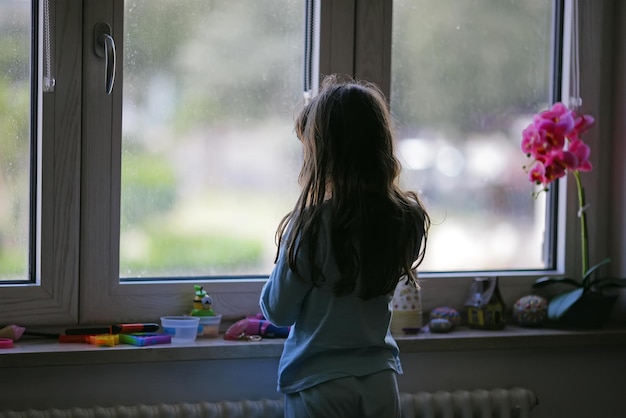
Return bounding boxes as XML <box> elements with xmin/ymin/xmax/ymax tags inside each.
<box><xmin>160</xmin><ymin>316</ymin><xmax>200</xmax><ymax>343</ymax></box>
<box><xmin>197</xmin><ymin>314</ymin><xmax>222</xmax><ymax>338</ymax></box>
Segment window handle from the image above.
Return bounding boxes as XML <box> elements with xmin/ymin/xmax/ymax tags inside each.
<box><xmin>94</xmin><ymin>22</ymin><xmax>116</xmax><ymax>95</ymax></box>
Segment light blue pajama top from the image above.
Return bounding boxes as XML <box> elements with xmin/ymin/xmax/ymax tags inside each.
<box><xmin>259</xmin><ymin>206</ymin><xmax>402</xmax><ymax>394</ymax></box>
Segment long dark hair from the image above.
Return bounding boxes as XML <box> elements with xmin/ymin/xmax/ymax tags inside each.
<box><xmin>275</xmin><ymin>75</ymin><xmax>430</xmax><ymax>299</ymax></box>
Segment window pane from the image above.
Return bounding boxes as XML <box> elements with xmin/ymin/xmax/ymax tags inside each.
<box><xmin>391</xmin><ymin>0</ymin><xmax>554</xmax><ymax>272</ymax></box>
<box><xmin>0</xmin><ymin>1</ymin><xmax>31</xmax><ymax>281</ymax></box>
<box><xmin>121</xmin><ymin>0</ymin><xmax>303</xmax><ymax>278</ymax></box>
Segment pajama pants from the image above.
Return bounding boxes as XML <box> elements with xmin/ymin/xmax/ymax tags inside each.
<box><xmin>283</xmin><ymin>369</ymin><xmax>401</xmax><ymax>418</ymax></box>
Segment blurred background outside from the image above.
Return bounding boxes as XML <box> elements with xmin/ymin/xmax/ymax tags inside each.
<box><xmin>0</xmin><ymin>0</ymin><xmax>552</xmax><ymax>280</ymax></box>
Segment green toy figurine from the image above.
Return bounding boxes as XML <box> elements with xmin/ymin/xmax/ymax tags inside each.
<box><xmin>190</xmin><ymin>285</ymin><xmax>216</xmax><ymax>317</ymax></box>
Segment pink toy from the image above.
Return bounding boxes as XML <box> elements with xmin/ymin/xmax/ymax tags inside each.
<box><xmin>224</xmin><ymin>314</ymin><xmax>290</xmax><ymax>341</ymax></box>
<box><xmin>0</xmin><ymin>325</ymin><xmax>25</xmax><ymax>341</ymax></box>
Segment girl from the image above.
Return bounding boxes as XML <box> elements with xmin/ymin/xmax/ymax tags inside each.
<box><xmin>260</xmin><ymin>75</ymin><xmax>430</xmax><ymax>418</ymax></box>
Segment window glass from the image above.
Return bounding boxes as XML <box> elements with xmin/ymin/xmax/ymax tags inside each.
<box><xmin>121</xmin><ymin>1</ymin><xmax>303</xmax><ymax>278</ymax></box>
<box><xmin>391</xmin><ymin>0</ymin><xmax>554</xmax><ymax>272</ymax></box>
<box><xmin>0</xmin><ymin>0</ymin><xmax>31</xmax><ymax>281</ymax></box>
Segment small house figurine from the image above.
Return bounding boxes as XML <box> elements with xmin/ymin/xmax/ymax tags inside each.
<box><xmin>465</xmin><ymin>277</ymin><xmax>506</xmax><ymax>329</ymax></box>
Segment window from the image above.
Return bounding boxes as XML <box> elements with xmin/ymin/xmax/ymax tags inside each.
<box><xmin>391</xmin><ymin>0</ymin><xmax>555</xmax><ymax>272</ymax></box>
<box><xmin>119</xmin><ymin>0</ymin><xmax>303</xmax><ymax>279</ymax></box>
<box><xmin>0</xmin><ymin>0</ymin><xmax>618</xmax><ymax>326</ymax></box>
<box><xmin>0</xmin><ymin>1</ymin><xmax>32</xmax><ymax>282</ymax></box>
<box><xmin>1</xmin><ymin>0</ymin><xmax>81</xmax><ymax>326</ymax></box>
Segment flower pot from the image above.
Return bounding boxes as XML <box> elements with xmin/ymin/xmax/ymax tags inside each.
<box><xmin>558</xmin><ymin>292</ymin><xmax>618</xmax><ymax>329</ymax></box>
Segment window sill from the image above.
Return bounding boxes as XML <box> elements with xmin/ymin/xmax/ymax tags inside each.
<box><xmin>2</xmin><ymin>325</ymin><xmax>626</xmax><ymax>369</ymax></box>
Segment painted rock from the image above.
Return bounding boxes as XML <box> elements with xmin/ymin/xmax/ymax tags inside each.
<box><xmin>430</xmin><ymin>306</ymin><xmax>461</xmax><ymax>327</ymax></box>
<box><xmin>513</xmin><ymin>295</ymin><xmax>548</xmax><ymax>327</ymax></box>
<box><xmin>429</xmin><ymin>318</ymin><xmax>453</xmax><ymax>333</ymax></box>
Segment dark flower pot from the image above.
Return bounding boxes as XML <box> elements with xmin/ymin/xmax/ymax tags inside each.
<box><xmin>559</xmin><ymin>292</ymin><xmax>618</xmax><ymax>329</ymax></box>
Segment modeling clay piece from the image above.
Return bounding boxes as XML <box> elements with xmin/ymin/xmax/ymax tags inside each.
<box><xmin>119</xmin><ymin>333</ymin><xmax>171</xmax><ymax>346</ymax></box>
<box><xmin>88</xmin><ymin>334</ymin><xmax>119</xmax><ymax>347</ymax></box>
<box><xmin>224</xmin><ymin>314</ymin><xmax>290</xmax><ymax>341</ymax></box>
<box><xmin>190</xmin><ymin>285</ymin><xmax>216</xmax><ymax>317</ymax></box>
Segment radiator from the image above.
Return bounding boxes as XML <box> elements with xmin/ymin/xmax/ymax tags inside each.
<box><xmin>402</xmin><ymin>387</ymin><xmax>538</xmax><ymax>418</ymax></box>
<box><xmin>0</xmin><ymin>387</ymin><xmax>537</xmax><ymax>418</ymax></box>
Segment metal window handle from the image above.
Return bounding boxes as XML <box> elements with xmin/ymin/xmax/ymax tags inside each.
<box><xmin>94</xmin><ymin>22</ymin><xmax>116</xmax><ymax>95</ymax></box>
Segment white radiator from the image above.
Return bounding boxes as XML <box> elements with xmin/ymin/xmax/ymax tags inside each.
<box><xmin>402</xmin><ymin>387</ymin><xmax>538</xmax><ymax>418</ymax></box>
<box><xmin>0</xmin><ymin>387</ymin><xmax>537</xmax><ymax>418</ymax></box>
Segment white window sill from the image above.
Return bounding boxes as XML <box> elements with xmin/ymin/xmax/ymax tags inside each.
<box><xmin>2</xmin><ymin>325</ymin><xmax>626</xmax><ymax>369</ymax></box>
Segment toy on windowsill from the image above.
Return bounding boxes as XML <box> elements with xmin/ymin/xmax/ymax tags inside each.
<box><xmin>190</xmin><ymin>285</ymin><xmax>224</xmax><ymax>338</ymax></box>
<box><xmin>0</xmin><ymin>324</ymin><xmax>24</xmax><ymax>348</ymax></box>
<box><xmin>224</xmin><ymin>313</ymin><xmax>290</xmax><ymax>341</ymax></box>
<box><xmin>190</xmin><ymin>285</ymin><xmax>216</xmax><ymax>317</ymax></box>
<box><xmin>119</xmin><ymin>333</ymin><xmax>171</xmax><ymax>346</ymax></box>
<box><xmin>465</xmin><ymin>277</ymin><xmax>506</xmax><ymax>330</ymax></box>
<box><xmin>0</xmin><ymin>324</ymin><xmax>56</xmax><ymax>346</ymax></box>
<box><xmin>390</xmin><ymin>275</ymin><xmax>422</xmax><ymax>336</ymax></box>
<box><xmin>0</xmin><ymin>325</ymin><xmax>25</xmax><ymax>341</ymax></box>
<box><xmin>88</xmin><ymin>334</ymin><xmax>120</xmax><ymax>347</ymax></box>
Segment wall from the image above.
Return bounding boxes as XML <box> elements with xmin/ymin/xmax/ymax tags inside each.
<box><xmin>2</xmin><ymin>346</ymin><xmax>625</xmax><ymax>418</ymax></box>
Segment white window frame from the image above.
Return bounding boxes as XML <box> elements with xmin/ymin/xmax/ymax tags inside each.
<box><xmin>1</xmin><ymin>0</ymin><xmax>81</xmax><ymax>326</ymax></box>
<box><xmin>0</xmin><ymin>0</ymin><xmax>621</xmax><ymax>327</ymax></box>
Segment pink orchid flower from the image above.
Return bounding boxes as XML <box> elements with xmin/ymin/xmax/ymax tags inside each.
<box><xmin>528</xmin><ymin>161</ymin><xmax>547</xmax><ymax>185</ymax></box>
<box><xmin>568</xmin><ymin>138</ymin><xmax>592</xmax><ymax>171</ymax></box>
<box><xmin>572</xmin><ymin>114</ymin><xmax>595</xmax><ymax>136</ymax></box>
<box><xmin>521</xmin><ymin>125</ymin><xmax>546</xmax><ymax>157</ymax></box>
<box><xmin>533</xmin><ymin>102</ymin><xmax>574</xmax><ymax>143</ymax></box>
<box><xmin>521</xmin><ymin>102</ymin><xmax>594</xmax><ymax>188</ymax></box>
<box><xmin>523</xmin><ymin>102</ymin><xmax>615</xmax><ymax>310</ymax></box>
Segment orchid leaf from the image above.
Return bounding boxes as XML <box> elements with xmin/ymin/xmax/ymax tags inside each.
<box><xmin>582</xmin><ymin>258</ymin><xmax>612</xmax><ymax>287</ymax></box>
<box><xmin>547</xmin><ymin>288</ymin><xmax>584</xmax><ymax>320</ymax></box>
<box><xmin>592</xmin><ymin>278</ymin><xmax>626</xmax><ymax>290</ymax></box>
<box><xmin>533</xmin><ymin>276</ymin><xmax>582</xmax><ymax>288</ymax></box>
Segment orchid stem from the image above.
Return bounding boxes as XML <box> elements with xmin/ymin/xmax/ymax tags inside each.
<box><xmin>574</xmin><ymin>171</ymin><xmax>589</xmax><ymax>284</ymax></box>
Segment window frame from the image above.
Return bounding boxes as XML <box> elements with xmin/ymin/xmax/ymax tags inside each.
<box><xmin>0</xmin><ymin>0</ymin><xmax>620</xmax><ymax>327</ymax></box>
<box><xmin>1</xmin><ymin>0</ymin><xmax>81</xmax><ymax>326</ymax></box>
